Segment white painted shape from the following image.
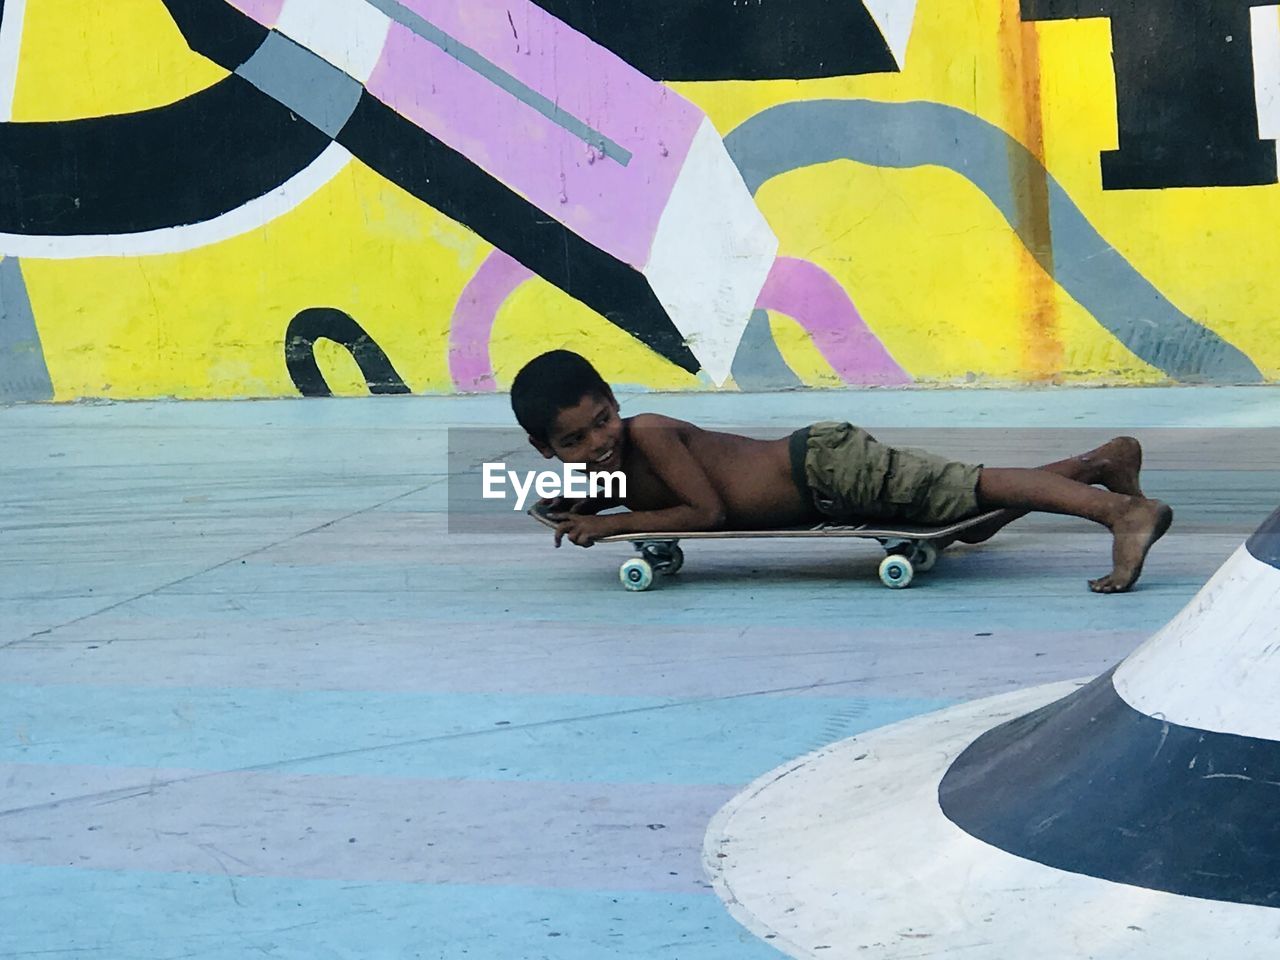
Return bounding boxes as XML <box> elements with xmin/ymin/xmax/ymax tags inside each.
<box><xmin>0</xmin><ymin>143</ymin><xmax>352</xmax><ymax>259</ymax></box>
<box><xmin>643</xmin><ymin>118</ymin><xmax>778</xmax><ymax>387</ymax></box>
<box><xmin>0</xmin><ymin>0</ymin><xmax>28</xmax><ymax>122</ymax></box>
<box><xmin>1251</xmin><ymin>6</ymin><xmax>1280</xmax><ymax>141</ymax></box>
<box><xmin>707</xmin><ymin>683</ymin><xmax>1280</xmax><ymax>960</ymax></box>
<box><xmin>860</xmin><ymin>0</ymin><xmax>919</xmax><ymax>68</ymax></box>
<box><xmin>1113</xmin><ymin>544</ymin><xmax>1280</xmax><ymax>740</ymax></box>
<box><xmin>276</xmin><ymin>0</ymin><xmax>391</xmax><ymax>82</ymax></box>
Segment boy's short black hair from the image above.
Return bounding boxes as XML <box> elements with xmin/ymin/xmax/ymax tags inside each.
<box><xmin>511</xmin><ymin>350</ymin><xmax>612</xmax><ymax>443</ymax></box>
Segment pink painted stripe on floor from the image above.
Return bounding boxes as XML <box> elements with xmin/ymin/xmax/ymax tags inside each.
<box><xmin>0</xmin><ymin>612</ymin><xmax>1147</xmax><ymax>700</ymax></box>
<box><xmin>0</xmin><ymin>763</ymin><xmax>725</xmax><ymax>893</ymax></box>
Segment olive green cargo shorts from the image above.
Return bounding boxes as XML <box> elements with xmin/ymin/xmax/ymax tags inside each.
<box><xmin>790</xmin><ymin>421</ymin><xmax>983</xmax><ymax>525</ymax></box>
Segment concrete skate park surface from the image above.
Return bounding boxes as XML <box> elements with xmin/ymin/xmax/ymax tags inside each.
<box><xmin>2</xmin><ymin>386</ymin><xmax>1277</xmax><ymax>959</ymax></box>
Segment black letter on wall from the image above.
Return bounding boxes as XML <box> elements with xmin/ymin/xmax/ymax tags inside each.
<box><xmin>285</xmin><ymin>308</ymin><xmax>411</xmax><ymax>397</ymax></box>
<box><xmin>1021</xmin><ymin>0</ymin><xmax>1277</xmax><ymax>189</ymax></box>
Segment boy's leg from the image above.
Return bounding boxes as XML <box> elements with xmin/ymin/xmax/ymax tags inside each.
<box><xmin>956</xmin><ymin>436</ymin><xmax>1144</xmax><ymax>543</ymax></box>
<box><xmin>975</xmin><ymin>465</ymin><xmax>1172</xmax><ymax>593</ymax></box>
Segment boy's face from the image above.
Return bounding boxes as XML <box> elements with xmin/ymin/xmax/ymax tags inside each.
<box><xmin>533</xmin><ymin>390</ymin><xmax>625</xmax><ymax>472</ymax></box>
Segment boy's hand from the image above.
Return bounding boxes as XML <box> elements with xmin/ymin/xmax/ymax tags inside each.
<box><xmin>553</xmin><ymin>514</ymin><xmax>614</xmax><ymax>548</ymax></box>
<box><xmin>542</xmin><ymin>496</ymin><xmax>600</xmax><ymax>518</ymax></box>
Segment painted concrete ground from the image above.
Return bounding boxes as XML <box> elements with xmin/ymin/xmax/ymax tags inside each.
<box><xmin>2</xmin><ymin>386</ymin><xmax>1277</xmax><ymax>959</ymax></box>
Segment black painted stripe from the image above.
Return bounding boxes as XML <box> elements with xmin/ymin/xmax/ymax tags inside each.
<box><xmin>159</xmin><ymin>0</ymin><xmax>267</xmax><ymax>69</ymax></box>
<box><xmin>284</xmin><ymin>308</ymin><xmax>411</xmax><ymax>397</ymax></box>
<box><xmin>1246</xmin><ymin>507</ymin><xmax>1280</xmax><ymax>570</ymax></box>
<box><xmin>529</xmin><ymin>0</ymin><xmax>897</xmax><ymax>80</ymax></box>
<box><xmin>0</xmin><ymin>77</ymin><xmax>332</xmax><ymax>236</ymax></box>
<box><xmin>1022</xmin><ymin>0</ymin><xmax>1277</xmax><ymax>190</ymax></box>
<box><xmin>336</xmin><ymin>93</ymin><xmax>700</xmax><ymax>375</ymax></box>
<box><xmin>939</xmin><ymin>668</ymin><xmax>1280</xmax><ymax>908</ymax></box>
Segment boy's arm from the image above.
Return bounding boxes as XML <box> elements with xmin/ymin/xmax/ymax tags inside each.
<box><xmin>553</xmin><ymin>422</ymin><xmax>724</xmax><ymax>547</ymax></box>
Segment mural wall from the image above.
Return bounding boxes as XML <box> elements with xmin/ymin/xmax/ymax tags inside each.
<box><xmin>1</xmin><ymin>0</ymin><xmax>1277</xmax><ymax>401</ymax></box>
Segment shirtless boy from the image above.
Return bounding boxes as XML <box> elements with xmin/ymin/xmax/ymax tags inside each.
<box><xmin>510</xmin><ymin>350</ymin><xmax>1173</xmax><ymax>593</ymax></box>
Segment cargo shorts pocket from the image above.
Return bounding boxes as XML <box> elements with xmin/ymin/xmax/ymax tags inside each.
<box><xmin>802</xmin><ymin>422</ymin><xmax>893</xmax><ymax>520</ymax></box>
<box><xmin>882</xmin><ymin>447</ymin><xmax>982</xmax><ymax>524</ymax></box>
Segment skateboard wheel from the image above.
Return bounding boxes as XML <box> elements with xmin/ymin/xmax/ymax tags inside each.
<box><xmin>878</xmin><ymin>555</ymin><xmax>915</xmax><ymax>589</ymax></box>
<box><xmin>915</xmin><ymin>542</ymin><xmax>938</xmax><ymax>573</ymax></box>
<box><xmin>620</xmin><ymin>558</ymin><xmax>655</xmax><ymax>591</ymax></box>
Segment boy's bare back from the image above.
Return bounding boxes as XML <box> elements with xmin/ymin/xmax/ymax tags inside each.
<box><xmin>618</xmin><ymin>414</ymin><xmax>818</xmax><ymax>529</ymax></box>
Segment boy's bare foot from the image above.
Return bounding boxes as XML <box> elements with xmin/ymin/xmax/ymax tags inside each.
<box><xmin>1089</xmin><ymin>497</ymin><xmax>1173</xmax><ymax>594</ymax></box>
<box><xmin>1090</xmin><ymin>436</ymin><xmax>1144</xmax><ymax>498</ymax></box>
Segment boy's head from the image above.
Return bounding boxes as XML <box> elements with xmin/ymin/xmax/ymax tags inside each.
<box><xmin>511</xmin><ymin>350</ymin><xmax>623</xmax><ymax>468</ymax></box>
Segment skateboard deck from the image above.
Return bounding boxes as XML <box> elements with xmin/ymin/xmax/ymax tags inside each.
<box><xmin>528</xmin><ymin>501</ymin><xmax>1007</xmax><ymax>590</ymax></box>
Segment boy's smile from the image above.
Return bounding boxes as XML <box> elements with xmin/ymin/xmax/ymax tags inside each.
<box><xmin>543</xmin><ymin>392</ymin><xmax>625</xmax><ymax>472</ymax></box>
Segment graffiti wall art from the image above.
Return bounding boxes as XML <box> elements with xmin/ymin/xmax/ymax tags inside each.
<box><xmin>0</xmin><ymin>0</ymin><xmax>1276</xmax><ymax>401</ymax></box>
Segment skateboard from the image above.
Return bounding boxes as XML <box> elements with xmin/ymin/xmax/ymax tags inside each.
<box><xmin>528</xmin><ymin>501</ymin><xmax>1007</xmax><ymax>591</ymax></box>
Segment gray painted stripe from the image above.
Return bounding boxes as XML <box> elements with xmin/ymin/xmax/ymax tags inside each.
<box><xmin>0</xmin><ymin>258</ymin><xmax>53</xmax><ymax>402</ymax></box>
<box><xmin>730</xmin><ymin>308</ymin><xmax>803</xmax><ymax>390</ymax></box>
<box><xmin>724</xmin><ymin>100</ymin><xmax>1263</xmax><ymax>385</ymax></box>
<box><xmin>236</xmin><ymin>32</ymin><xmax>363</xmax><ymax>139</ymax></box>
<box><xmin>365</xmin><ymin>0</ymin><xmax>632</xmax><ymax>166</ymax></box>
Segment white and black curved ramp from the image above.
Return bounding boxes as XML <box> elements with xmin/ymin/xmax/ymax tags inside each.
<box><xmin>705</xmin><ymin>508</ymin><xmax>1280</xmax><ymax>960</ymax></box>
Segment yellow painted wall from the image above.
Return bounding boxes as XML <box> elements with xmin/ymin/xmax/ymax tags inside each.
<box><xmin>3</xmin><ymin>0</ymin><xmax>1277</xmax><ymax>400</ymax></box>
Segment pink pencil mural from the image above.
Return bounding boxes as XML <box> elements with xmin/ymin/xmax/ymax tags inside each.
<box><xmin>152</xmin><ymin>0</ymin><xmax>910</xmax><ymax>391</ymax></box>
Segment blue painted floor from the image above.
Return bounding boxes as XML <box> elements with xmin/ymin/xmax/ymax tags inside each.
<box><xmin>2</xmin><ymin>386</ymin><xmax>1278</xmax><ymax>958</ymax></box>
